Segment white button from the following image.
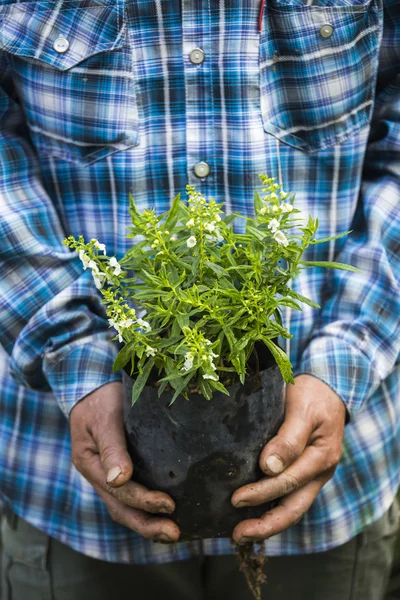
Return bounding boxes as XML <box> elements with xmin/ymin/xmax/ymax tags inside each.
<box><xmin>189</xmin><ymin>48</ymin><xmax>205</xmax><ymax>65</ymax></box>
<box><xmin>53</xmin><ymin>37</ymin><xmax>69</xmax><ymax>53</ymax></box>
<box><xmin>319</xmin><ymin>24</ymin><xmax>334</xmax><ymax>39</ymax></box>
<box><xmin>194</xmin><ymin>162</ymin><xmax>210</xmax><ymax>178</ymax></box>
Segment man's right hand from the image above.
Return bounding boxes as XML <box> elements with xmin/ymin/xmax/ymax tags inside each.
<box><xmin>70</xmin><ymin>381</ymin><xmax>180</xmax><ymax>543</ymax></box>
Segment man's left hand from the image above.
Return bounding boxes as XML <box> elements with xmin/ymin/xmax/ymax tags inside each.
<box><xmin>231</xmin><ymin>374</ymin><xmax>346</xmax><ymax>544</ymax></box>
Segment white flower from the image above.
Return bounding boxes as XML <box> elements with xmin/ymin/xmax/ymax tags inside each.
<box><xmin>215</xmin><ymin>229</ymin><xmax>224</xmax><ymax>242</ymax></box>
<box><xmin>137</xmin><ymin>318</ymin><xmax>151</xmax><ymax>331</ymax></box>
<box><xmin>93</xmin><ymin>240</ymin><xmax>106</xmax><ymax>255</ymax></box>
<box><xmin>268</xmin><ymin>218</ymin><xmax>280</xmax><ymax>233</ymax></box>
<box><xmin>205</xmin><ymin>222</ymin><xmax>216</xmax><ymax>233</ymax></box>
<box><xmin>281</xmin><ymin>203</ymin><xmax>293</xmax><ymax>213</ymax></box>
<box><xmin>272</xmin><ymin>205</ymin><xmax>279</xmax><ymax>213</ymax></box>
<box><xmin>187</xmin><ymin>236</ymin><xmax>197</xmax><ymax>248</ymax></box>
<box><xmin>119</xmin><ymin>318</ymin><xmax>134</xmax><ymax>329</ymax></box>
<box><xmin>109</xmin><ymin>256</ymin><xmax>122</xmax><ymax>276</ymax></box>
<box><xmin>273</xmin><ymin>230</ymin><xmax>289</xmax><ymax>247</ymax></box>
<box><xmin>181</xmin><ymin>352</ymin><xmax>194</xmax><ymax>372</ymax></box>
<box><xmin>92</xmin><ymin>270</ymin><xmax>106</xmax><ymax>290</ymax></box>
<box><xmin>203</xmin><ymin>373</ymin><xmax>219</xmax><ymax>381</ymax></box>
<box><xmin>215</xmin><ymin>214</ymin><xmax>221</xmax><ymax>222</ymax></box>
<box><xmin>270</xmin><ymin>192</ymin><xmax>278</xmax><ymax>200</ymax></box>
<box><xmin>279</xmin><ymin>190</ymin><xmax>287</xmax><ymax>198</ymax></box>
<box><xmin>79</xmin><ymin>250</ymin><xmax>91</xmax><ymax>270</ymax></box>
<box><xmin>170</xmin><ymin>235</ymin><xmax>177</xmax><ymax>242</ymax></box>
<box><xmin>259</xmin><ymin>207</ymin><xmax>268</xmax><ymax>215</ymax></box>
<box><xmin>88</xmin><ymin>259</ymin><xmax>98</xmax><ymax>270</ymax></box>
<box><xmin>186</xmin><ymin>218</ymin><xmax>195</xmax><ymax>227</ymax></box>
<box><xmin>145</xmin><ymin>346</ymin><xmax>157</xmax><ymax>357</ymax></box>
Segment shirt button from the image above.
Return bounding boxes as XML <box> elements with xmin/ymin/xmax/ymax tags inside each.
<box><xmin>319</xmin><ymin>24</ymin><xmax>334</xmax><ymax>39</ymax></box>
<box><xmin>194</xmin><ymin>162</ymin><xmax>210</xmax><ymax>178</ymax></box>
<box><xmin>53</xmin><ymin>37</ymin><xmax>69</xmax><ymax>53</ymax></box>
<box><xmin>189</xmin><ymin>48</ymin><xmax>205</xmax><ymax>65</ymax></box>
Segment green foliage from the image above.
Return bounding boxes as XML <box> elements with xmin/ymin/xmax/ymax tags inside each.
<box><xmin>63</xmin><ymin>174</ymin><xmax>358</xmax><ymax>403</ymax></box>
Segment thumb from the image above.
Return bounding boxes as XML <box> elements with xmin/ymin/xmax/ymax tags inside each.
<box><xmin>259</xmin><ymin>380</ymin><xmax>313</xmax><ymax>476</ymax></box>
<box><xmin>91</xmin><ymin>386</ymin><xmax>134</xmax><ymax>488</ymax></box>
<box><xmin>99</xmin><ymin>427</ymin><xmax>134</xmax><ymax>488</ymax></box>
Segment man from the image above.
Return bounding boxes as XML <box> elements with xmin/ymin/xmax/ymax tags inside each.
<box><xmin>0</xmin><ymin>0</ymin><xmax>399</xmax><ymax>598</ymax></box>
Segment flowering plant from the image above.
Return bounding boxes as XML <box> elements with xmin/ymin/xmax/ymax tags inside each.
<box><xmin>63</xmin><ymin>174</ymin><xmax>357</xmax><ymax>405</ymax></box>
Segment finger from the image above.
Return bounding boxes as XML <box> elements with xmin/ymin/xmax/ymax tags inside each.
<box><xmin>232</xmin><ymin>476</ymin><xmax>327</xmax><ymax>544</ymax></box>
<box><xmin>95</xmin><ymin>486</ymin><xmax>180</xmax><ymax>542</ymax></box>
<box><xmin>259</xmin><ymin>395</ymin><xmax>312</xmax><ymax>476</ymax></box>
<box><xmin>91</xmin><ymin>396</ymin><xmax>134</xmax><ymax>488</ymax></box>
<box><xmin>232</xmin><ymin>443</ymin><xmax>339</xmax><ymax>507</ymax></box>
<box><xmin>79</xmin><ymin>450</ymin><xmax>176</xmax><ymax>514</ymax></box>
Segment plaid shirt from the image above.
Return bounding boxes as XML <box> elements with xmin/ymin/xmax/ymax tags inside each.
<box><xmin>0</xmin><ymin>0</ymin><xmax>399</xmax><ymax>563</ymax></box>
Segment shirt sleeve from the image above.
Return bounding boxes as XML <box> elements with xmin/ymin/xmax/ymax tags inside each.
<box><xmin>295</xmin><ymin>0</ymin><xmax>400</xmax><ymax>418</ymax></box>
<box><xmin>0</xmin><ymin>53</ymin><xmax>121</xmax><ymax>418</ymax></box>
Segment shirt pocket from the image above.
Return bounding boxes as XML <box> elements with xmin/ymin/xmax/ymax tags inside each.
<box><xmin>259</xmin><ymin>0</ymin><xmax>381</xmax><ymax>153</ymax></box>
<box><xmin>0</xmin><ymin>0</ymin><xmax>139</xmax><ymax>165</ymax></box>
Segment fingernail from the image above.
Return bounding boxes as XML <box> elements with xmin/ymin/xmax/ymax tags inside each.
<box><xmin>265</xmin><ymin>455</ymin><xmax>284</xmax><ymax>474</ymax></box>
<box><xmin>158</xmin><ymin>532</ymin><xmax>173</xmax><ymax>542</ymax></box>
<box><xmin>158</xmin><ymin>505</ymin><xmax>174</xmax><ymax>514</ymax></box>
<box><xmin>106</xmin><ymin>466</ymin><xmax>122</xmax><ymax>484</ymax></box>
<box><xmin>235</xmin><ymin>500</ymin><xmax>250</xmax><ymax>508</ymax></box>
<box><xmin>237</xmin><ymin>536</ymin><xmax>252</xmax><ymax>546</ymax></box>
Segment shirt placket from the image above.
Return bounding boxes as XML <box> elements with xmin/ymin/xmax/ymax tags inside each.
<box><xmin>182</xmin><ymin>0</ymin><xmax>215</xmax><ymax>191</ymax></box>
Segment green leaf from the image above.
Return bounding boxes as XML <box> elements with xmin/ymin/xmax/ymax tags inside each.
<box><xmin>310</xmin><ymin>231</ymin><xmax>351</xmax><ymax>244</ymax></box>
<box><xmin>286</xmin><ymin>290</ymin><xmax>320</xmax><ymax>309</ymax></box>
<box><xmin>300</xmin><ymin>261</ymin><xmax>361</xmax><ymax>273</ymax></box>
<box><xmin>254</xmin><ymin>189</ymin><xmax>263</xmax><ymax>213</ymax></box>
<box><xmin>205</xmin><ymin>261</ymin><xmax>226</xmax><ymax>278</ymax></box>
<box><xmin>113</xmin><ymin>341</ymin><xmax>136</xmax><ymax>373</ymax></box>
<box><xmin>177</xmin><ymin>313</ymin><xmax>189</xmax><ymax>329</ymax></box>
<box><xmin>164</xmin><ymin>193</ymin><xmax>181</xmax><ymax>230</ymax></box>
<box><xmin>128</xmin><ymin>193</ymin><xmax>143</xmax><ymax>227</ymax></box>
<box><xmin>169</xmin><ymin>372</ymin><xmax>195</xmax><ymax>405</ymax></box>
<box><xmin>223</xmin><ymin>213</ymin><xmax>238</xmax><ymax>226</ymax></box>
<box><xmin>208</xmin><ymin>379</ymin><xmax>230</xmax><ymax>395</ymax></box>
<box><xmin>199</xmin><ymin>377</ymin><xmax>213</xmax><ymax>400</ymax></box>
<box><xmin>260</xmin><ymin>337</ymin><xmax>294</xmax><ymax>384</ymax></box>
<box><xmin>277</xmin><ymin>297</ymin><xmax>303</xmax><ymax>311</ymax></box>
<box><xmin>131</xmin><ymin>358</ymin><xmax>155</xmax><ymax>406</ymax></box>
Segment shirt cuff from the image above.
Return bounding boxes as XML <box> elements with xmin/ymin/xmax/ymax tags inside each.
<box><xmin>43</xmin><ymin>333</ymin><xmax>122</xmax><ymax>417</ymax></box>
<box><xmin>294</xmin><ymin>335</ymin><xmax>380</xmax><ymax>420</ymax></box>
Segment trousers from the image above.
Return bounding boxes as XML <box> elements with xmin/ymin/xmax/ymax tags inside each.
<box><xmin>2</xmin><ymin>501</ymin><xmax>399</xmax><ymax>600</ymax></box>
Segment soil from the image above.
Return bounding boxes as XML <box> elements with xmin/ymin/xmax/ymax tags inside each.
<box><xmin>236</xmin><ymin>542</ymin><xmax>268</xmax><ymax>600</ymax></box>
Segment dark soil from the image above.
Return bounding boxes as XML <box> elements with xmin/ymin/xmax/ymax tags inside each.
<box><xmin>236</xmin><ymin>542</ymin><xmax>268</xmax><ymax>600</ymax></box>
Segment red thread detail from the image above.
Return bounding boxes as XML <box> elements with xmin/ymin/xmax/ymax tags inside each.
<box><xmin>258</xmin><ymin>0</ymin><xmax>266</xmax><ymax>31</ymax></box>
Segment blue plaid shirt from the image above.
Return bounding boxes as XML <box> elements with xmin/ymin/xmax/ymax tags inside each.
<box><xmin>0</xmin><ymin>0</ymin><xmax>399</xmax><ymax>563</ymax></box>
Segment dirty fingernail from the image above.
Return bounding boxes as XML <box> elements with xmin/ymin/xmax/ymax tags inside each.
<box><xmin>265</xmin><ymin>455</ymin><xmax>284</xmax><ymax>474</ymax></box>
<box><xmin>235</xmin><ymin>500</ymin><xmax>250</xmax><ymax>508</ymax></box>
<box><xmin>158</xmin><ymin>505</ymin><xmax>174</xmax><ymax>514</ymax></box>
<box><xmin>106</xmin><ymin>466</ymin><xmax>122</xmax><ymax>484</ymax></box>
<box><xmin>237</xmin><ymin>536</ymin><xmax>252</xmax><ymax>546</ymax></box>
<box><xmin>158</xmin><ymin>532</ymin><xmax>173</xmax><ymax>542</ymax></box>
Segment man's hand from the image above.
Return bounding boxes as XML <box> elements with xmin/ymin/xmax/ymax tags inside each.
<box><xmin>231</xmin><ymin>374</ymin><xmax>346</xmax><ymax>544</ymax></box>
<box><xmin>70</xmin><ymin>382</ymin><xmax>180</xmax><ymax>543</ymax></box>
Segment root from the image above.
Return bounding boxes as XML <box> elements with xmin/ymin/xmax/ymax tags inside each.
<box><xmin>235</xmin><ymin>541</ymin><xmax>268</xmax><ymax>600</ymax></box>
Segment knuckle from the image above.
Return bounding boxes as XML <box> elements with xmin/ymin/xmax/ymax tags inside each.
<box><xmin>280</xmin><ymin>472</ymin><xmax>300</xmax><ymax>495</ymax></box>
<box><xmin>324</xmin><ymin>447</ymin><xmax>342</xmax><ymax>471</ymax></box>
<box><xmin>71</xmin><ymin>450</ymin><xmax>84</xmax><ymax>472</ymax></box>
<box><xmin>107</xmin><ymin>505</ymin><xmax>124</xmax><ymax>524</ymax></box>
<box><xmin>279</xmin><ymin>436</ymin><xmax>301</xmax><ymax>460</ymax></box>
<box><xmin>289</xmin><ymin>506</ymin><xmax>304</xmax><ymax>526</ymax></box>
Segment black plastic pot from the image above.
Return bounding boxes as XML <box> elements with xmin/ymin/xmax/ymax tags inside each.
<box><xmin>123</xmin><ymin>364</ymin><xmax>285</xmax><ymax>540</ymax></box>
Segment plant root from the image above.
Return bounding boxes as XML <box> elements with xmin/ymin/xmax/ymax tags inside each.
<box><xmin>235</xmin><ymin>541</ymin><xmax>268</xmax><ymax>600</ymax></box>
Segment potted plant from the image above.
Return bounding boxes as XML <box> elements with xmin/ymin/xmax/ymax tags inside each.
<box><xmin>64</xmin><ymin>174</ymin><xmax>357</xmax><ymax>598</ymax></box>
